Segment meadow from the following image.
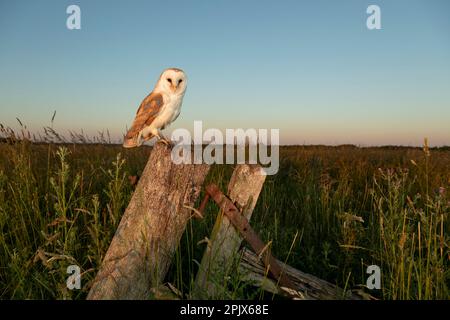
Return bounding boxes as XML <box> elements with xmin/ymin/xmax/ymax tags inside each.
<box><xmin>0</xmin><ymin>126</ymin><xmax>448</xmax><ymax>300</ymax></box>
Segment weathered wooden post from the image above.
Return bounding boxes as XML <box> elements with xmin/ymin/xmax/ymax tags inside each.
<box><xmin>87</xmin><ymin>143</ymin><xmax>210</xmax><ymax>299</ymax></box>
<box><xmin>193</xmin><ymin>164</ymin><xmax>266</xmax><ymax>299</ymax></box>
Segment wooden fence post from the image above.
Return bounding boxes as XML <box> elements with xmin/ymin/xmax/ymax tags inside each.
<box><xmin>193</xmin><ymin>164</ymin><xmax>266</xmax><ymax>299</ymax></box>
<box><xmin>87</xmin><ymin>143</ymin><xmax>210</xmax><ymax>300</ymax></box>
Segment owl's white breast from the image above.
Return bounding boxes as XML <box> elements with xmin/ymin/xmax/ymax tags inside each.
<box><xmin>150</xmin><ymin>93</ymin><xmax>184</xmax><ymax>130</ymax></box>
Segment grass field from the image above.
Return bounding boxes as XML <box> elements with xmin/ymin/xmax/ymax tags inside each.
<box><xmin>0</xmin><ymin>128</ymin><xmax>448</xmax><ymax>300</ymax></box>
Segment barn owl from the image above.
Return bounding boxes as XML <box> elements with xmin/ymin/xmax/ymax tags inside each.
<box><xmin>123</xmin><ymin>68</ymin><xmax>187</xmax><ymax>148</ymax></box>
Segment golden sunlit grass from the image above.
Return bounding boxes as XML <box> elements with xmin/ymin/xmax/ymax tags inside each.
<box><xmin>0</xmin><ymin>122</ymin><xmax>448</xmax><ymax>299</ymax></box>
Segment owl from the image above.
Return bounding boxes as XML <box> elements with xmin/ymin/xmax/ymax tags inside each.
<box><xmin>123</xmin><ymin>68</ymin><xmax>187</xmax><ymax>148</ymax></box>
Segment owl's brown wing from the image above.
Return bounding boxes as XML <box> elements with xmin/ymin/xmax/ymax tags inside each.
<box><xmin>122</xmin><ymin>92</ymin><xmax>164</xmax><ymax>148</ymax></box>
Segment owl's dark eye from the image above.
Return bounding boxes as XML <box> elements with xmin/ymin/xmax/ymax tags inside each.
<box><xmin>167</xmin><ymin>78</ymin><xmax>172</xmax><ymax>83</ymax></box>
<box><xmin>178</xmin><ymin>79</ymin><xmax>183</xmax><ymax>84</ymax></box>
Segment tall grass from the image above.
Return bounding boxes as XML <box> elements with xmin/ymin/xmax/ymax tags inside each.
<box><xmin>0</xmin><ymin>124</ymin><xmax>448</xmax><ymax>299</ymax></box>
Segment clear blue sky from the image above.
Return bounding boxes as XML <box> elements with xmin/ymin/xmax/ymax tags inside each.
<box><xmin>1</xmin><ymin>0</ymin><xmax>449</xmax><ymax>146</ymax></box>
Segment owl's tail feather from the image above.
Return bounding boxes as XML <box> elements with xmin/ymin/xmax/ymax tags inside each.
<box><xmin>122</xmin><ymin>133</ymin><xmax>154</xmax><ymax>148</ymax></box>
<box><xmin>122</xmin><ymin>135</ymin><xmax>138</xmax><ymax>148</ymax></box>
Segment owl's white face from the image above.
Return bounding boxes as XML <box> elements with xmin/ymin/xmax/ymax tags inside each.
<box><xmin>155</xmin><ymin>68</ymin><xmax>187</xmax><ymax>96</ymax></box>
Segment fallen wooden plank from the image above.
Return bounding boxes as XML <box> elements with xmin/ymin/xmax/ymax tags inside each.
<box><xmin>238</xmin><ymin>247</ymin><xmax>366</xmax><ymax>300</ymax></box>
<box><xmin>87</xmin><ymin>143</ymin><xmax>210</xmax><ymax>299</ymax></box>
<box><xmin>201</xmin><ymin>184</ymin><xmax>296</xmax><ymax>289</ymax></box>
<box><xmin>193</xmin><ymin>164</ymin><xmax>266</xmax><ymax>299</ymax></box>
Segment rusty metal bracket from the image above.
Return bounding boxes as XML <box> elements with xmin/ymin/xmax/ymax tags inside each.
<box><xmin>197</xmin><ymin>183</ymin><xmax>296</xmax><ymax>290</ymax></box>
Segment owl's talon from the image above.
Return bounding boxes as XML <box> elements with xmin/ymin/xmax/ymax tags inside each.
<box><xmin>161</xmin><ymin>139</ymin><xmax>173</xmax><ymax>147</ymax></box>
<box><xmin>156</xmin><ymin>135</ymin><xmax>173</xmax><ymax>147</ymax></box>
